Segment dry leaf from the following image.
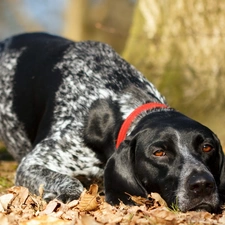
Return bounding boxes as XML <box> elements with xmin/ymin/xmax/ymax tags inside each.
<box><xmin>42</xmin><ymin>200</ymin><xmax>60</xmax><ymax>215</ymax></box>
<box><xmin>125</xmin><ymin>192</ymin><xmax>155</xmax><ymax>207</ymax></box>
<box><xmin>151</xmin><ymin>192</ymin><xmax>167</xmax><ymax>207</ymax></box>
<box><xmin>77</xmin><ymin>184</ymin><xmax>102</xmax><ymax>211</ymax></box>
<box><xmin>87</xmin><ymin>184</ymin><xmax>98</xmax><ymax>195</ymax></box>
<box><xmin>19</xmin><ymin>215</ymin><xmax>71</xmax><ymax>225</ymax></box>
<box><xmin>219</xmin><ymin>214</ymin><xmax>225</xmax><ymax>224</ymax></box>
<box><xmin>0</xmin><ymin>203</ymin><xmax>4</xmax><ymax>212</ymax></box>
<box><xmin>1</xmin><ymin>185</ymin><xmax>225</xmax><ymax>224</ymax></box>
<box><xmin>67</xmin><ymin>199</ymin><xmax>79</xmax><ymax>208</ymax></box>
<box><xmin>0</xmin><ymin>213</ymin><xmax>9</xmax><ymax>225</ymax></box>
<box><xmin>81</xmin><ymin>215</ymin><xmax>101</xmax><ymax>225</ymax></box>
<box><xmin>8</xmin><ymin>186</ymin><xmax>29</xmax><ymax>206</ymax></box>
<box><xmin>38</xmin><ymin>184</ymin><xmax>44</xmax><ymax>198</ymax></box>
<box><xmin>92</xmin><ymin>204</ymin><xmax>124</xmax><ymax>224</ymax></box>
<box><xmin>0</xmin><ymin>193</ymin><xmax>14</xmax><ymax>211</ymax></box>
<box><xmin>149</xmin><ymin>207</ymin><xmax>175</xmax><ymax>221</ymax></box>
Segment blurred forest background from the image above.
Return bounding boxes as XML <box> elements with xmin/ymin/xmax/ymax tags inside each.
<box><xmin>1</xmin><ymin>0</ymin><xmax>225</xmax><ymax>143</ymax></box>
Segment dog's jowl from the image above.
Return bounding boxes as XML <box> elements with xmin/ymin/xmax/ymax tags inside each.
<box><xmin>0</xmin><ymin>33</ymin><xmax>225</xmax><ymax>212</ymax></box>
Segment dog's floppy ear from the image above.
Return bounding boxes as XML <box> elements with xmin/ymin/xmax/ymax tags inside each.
<box><xmin>104</xmin><ymin>137</ymin><xmax>148</xmax><ymax>205</ymax></box>
<box><xmin>83</xmin><ymin>98</ymin><xmax>122</xmax><ymax>161</ymax></box>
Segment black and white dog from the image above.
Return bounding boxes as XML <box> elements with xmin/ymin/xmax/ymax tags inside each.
<box><xmin>0</xmin><ymin>33</ymin><xmax>225</xmax><ymax>213</ymax></box>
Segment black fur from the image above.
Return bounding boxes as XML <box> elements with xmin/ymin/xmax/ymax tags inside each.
<box><xmin>0</xmin><ymin>32</ymin><xmax>224</xmax><ymax>213</ymax></box>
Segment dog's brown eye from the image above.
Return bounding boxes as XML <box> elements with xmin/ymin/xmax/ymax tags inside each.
<box><xmin>202</xmin><ymin>144</ymin><xmax>213</xmax><ymax>152</ymax></box>
<box><xmin>153</xmin><ymin>149</ymin><xmax>166</xmax><ymax>157</ymax></box>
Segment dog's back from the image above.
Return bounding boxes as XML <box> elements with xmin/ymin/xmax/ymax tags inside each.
<box><xmin>0</xmin><ymin>33</ymin><xmax>72</xmax><ymax>161</ymax></box>
<box><xmin>0</xmin><ymin>32</ymin><xmax>165</xmax><ymax>202</ymax></box>
<box><xmin>0</xmin><ymin>33</ymin><xmax>165</xmax><ymax>161</ymax></box>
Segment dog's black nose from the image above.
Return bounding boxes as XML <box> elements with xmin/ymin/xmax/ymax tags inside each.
<box><xmin>188</xmin><ymin>172</ymin><xmax>215</xmax><ymax>197</ymax></box>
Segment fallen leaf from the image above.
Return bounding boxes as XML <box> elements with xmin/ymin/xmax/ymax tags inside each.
<box><xmin>0</xmin><ymin>213</ymin><xmax>9</xmax><ymax>225</ymax></box>
<box><xmin>8</xmin><ymin>186</ymin><xmax>29</xmax><ymax>206</ymax></box>
<box><xmin>0</xmin><ymin>203</ymin><xmax>3</xmax><ymax>212</ymax></box>
<box><xmin>61</xmin><ymin>208</ymin><xmax>80</xmax><ymax>221</ymax></box>
<box><xmin>149</xmin><ymin>207</ymin><xmax>175</xmax><ymax>221</ymax></box>
<box><xmin>125</xmin><ymin>192</ymin><xmax>155</xmax><ymax>207</ymax></box>
<box><xmin>87</xmin><ymin>184</ymin><xmax>98</xmax><ymax>195</ymax></box>
<box><xmin>81</xmin><ymin>215</ymin><xmax>101</xmax><ymax>225</ymax></box>
<box><xmin>19</xmin><ymin>215</ymin><xmax>71</xmax><ymax>225</ymax></box>
<box><xmin>38</xmin><ymin>184</ymin><xmax>44</xmax><ymax>198</ymax></box>
<box><xmin>42</xmin><ymin>200</ymin><xmax>60</xmax><ymax>215</ymax></box>
<box><xmin>1</xmin><ymin>185</ymin><xmax>225</xmax><ymax>224</ymax></box>
<box><xmin>77</xmin><ymin>185</ymin><xmax>102</xmax><ymax>211</ymax></box>
<box><xmin>151</xmin><ymin>192</ymin><xmax>167</xmax><ymax>207</ymax></box>
<box><xmin>219</xmin><ymin>214</ymin><xmax>225</xmax><ymax>224</ymax></box>
<box><xmin>67</xmin><ymin>199</ymin><xmax>79</xmax><ymax>208</ymax></box>
<box><xmin>0</xmin><ymin>193</ymin><xmax>14</xmax><ymax>211</ymax></box>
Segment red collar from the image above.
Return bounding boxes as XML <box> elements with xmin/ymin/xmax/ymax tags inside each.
<box><xmin>116</xmin><ymin>102</ymin><xmax>168</xmax><ymax>148</ymax></box>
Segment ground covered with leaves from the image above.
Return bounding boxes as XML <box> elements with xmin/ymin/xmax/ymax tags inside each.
<box><xmin>0</xmin><ymin>185</ymin><xmax>225</xmax><ymax>225</ymax></box>
<box><xmin>1</xmin><ymin>147</ymin><xmax>225</xmax><ymax>224</ymax></box>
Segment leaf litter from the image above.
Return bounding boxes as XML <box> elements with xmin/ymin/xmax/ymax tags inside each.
<box><xmin>0</xmin><ymin>185</ymin><xmax>224</xmax><ymax>224</ymax></box>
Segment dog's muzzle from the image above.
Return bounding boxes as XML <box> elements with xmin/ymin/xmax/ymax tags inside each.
<box><xmin>180</xmin><ymin>171</ymin><xmax>219</xmax><ymax>212</ymax></box>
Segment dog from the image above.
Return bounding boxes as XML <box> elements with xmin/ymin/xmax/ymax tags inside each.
<box><xmin>0</xmin><ymin>32</ymin><xmax>225</xmax><ymax>213</ymax></box>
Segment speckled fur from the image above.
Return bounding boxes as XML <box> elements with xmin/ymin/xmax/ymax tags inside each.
<box><xmin>0</xmin><ymin>42</ymin><xmax>31</xmax><ymax>161</ymax></box>
<box><xmin>0</xmin><ymin>33</ymin><xmax>166</xmax><ymax>202</ymax></box>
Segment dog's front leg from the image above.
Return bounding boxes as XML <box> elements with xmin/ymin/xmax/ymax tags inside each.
<box><xmin>15</xmin><ymin>161</ymin><xmax>84</xmax><ymax>203</ymax></box>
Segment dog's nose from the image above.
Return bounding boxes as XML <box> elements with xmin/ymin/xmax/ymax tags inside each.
<box><xmin>188</xmin><ymin>172</ymin><xmax>215</xmax><ymax>197</ymax></box>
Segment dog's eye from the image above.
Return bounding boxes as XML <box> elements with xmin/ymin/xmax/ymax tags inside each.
<box><xmin>202</xmin><ymin>144</ymin><xmax>213</xmax><ymax>152</ymax></box>
<box><xmin>153</xmin><ymin>149</ymin><xmax>166</xmax><ymax>157</ymax></box>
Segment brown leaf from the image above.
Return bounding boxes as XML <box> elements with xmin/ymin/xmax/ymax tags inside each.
<box><xmin>67</xmin><ymin>199</ymin><xmax>79</xmax><ymax>209</ymax></box>
<box><xmin>42</xmin><ymin>199</ymin><xmax>61</xmax><ymax>215</ymax></box>
<box><xmin>92</xmin><ymin>206</ymin><xmax>124</xmax><ymax>224</ymax></box>
<box><xmin>19</xmin><ymin>215</ymin><xmax>71</xmax><ymax>225</ymax></box>
<box><xmin>219</xmin><ymin>214</ymin><xmax>225</xmax><ymax>224</ymax></box>
<box><xmin>125</xmin><ymin>192</ymin><xmax>155</xmax><ymax>207</ymax></box>
<box><xmin>77</xmin><ymin>194</ymin><xmax>100</xmax><ymax>211</ymax></box>
<box><xmin>181</xmin><ymin>211</ymin><xmax>217</xmax><ymax>224</ymax></box>
<box><xmin>38</xmin><ymin>184</ymin><xmax>44</xmax><ymax>198</ymax></box>
<box><xmin>1</xmin><ymin>185</ymin><xmax>225</xmax><ymax>224</ymax></box>
<box><xmin>0</xmin><ymin>203</ymin><xmax>3</xmax><ymax>212</ymax></box>
<box><xmin>77</xmin><ymin>184</ymin><xmax>102</xmax><ymax>211</ymax></box>
<box><xmin>149</xmin><ymin>207</ymin><xmax>175</xmax><ymax>221</ymax></box>
<box><xmin>0</xmin><ymin>213</ymin><xmax>9</xmax><ymax>225</ymax></box>
<box><xmin>81</xmin><ymin>215</ymin><xmax>101</xmax><ymax>225</ymax></box>
<box><xmin>87</xmin><ymin>184</ymin><xmax>98</xmax><ymax>195</ymax></box>
<box><xmin>151</xmin><ymin>192</ymin><xmax>167</xmax><ymax>207</ymax></box>
<box><xmin>0</xmin><ymin>193</ymin><xmax>14</xmax><ymax>211</ymax></box>
<box><xmin>8</xmin><ymin>186</ymin><xmax>29</xmax><ymax>206</ymax></box>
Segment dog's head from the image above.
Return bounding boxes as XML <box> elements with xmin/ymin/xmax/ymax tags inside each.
<box><xmin>104</xmin><ymin>110</ymin><xmax>225</xmax><ymax>212</ymax></box>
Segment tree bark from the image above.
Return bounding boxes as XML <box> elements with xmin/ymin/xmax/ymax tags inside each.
<box><xmin>123</xmin><ymin>0</ymin><xmax>225</xmax><ymax>141</ymax></box>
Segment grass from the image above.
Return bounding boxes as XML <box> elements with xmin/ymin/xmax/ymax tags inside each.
<box><xmin>0</xmin><ymin>142</ymin><xmax>6</xmax><ymax>152</ymax></box>
<box><xmin>0</xmin><ymin>142</ymin><xmax>17</xmax><ymax>193</ymax></box>
<box><xmin>169</xmin><ymin>198</ymin><xmax>181</xmax><ymax>213</ymax></box>
<box><xmin>0</xmin><ymin>176</ymin><xmax>13</xmax><ymax>191</ymax></box>
<box><xmin>0</xmin><ymin>142</ymin><xmax>14</xmax><ymax>161</ymax></box>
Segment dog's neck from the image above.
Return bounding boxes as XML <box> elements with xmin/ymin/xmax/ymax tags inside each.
<box><xmin>116</xmin><ymin>103</ymin><xmax>168</xmax><ymax>148</ymax></box>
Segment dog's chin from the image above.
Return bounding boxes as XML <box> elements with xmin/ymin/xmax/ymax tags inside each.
<box><xmin>186</xmin><ymin>203</ymin><xmax>213</xmax><ymax>213</ymax></box>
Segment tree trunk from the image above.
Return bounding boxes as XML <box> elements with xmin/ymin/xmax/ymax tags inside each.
<box><xmin>63</xmin><ymin>0</ymin><xmax>135</xmax><ymax>53</ymax></box>
<box><xmin>123</xmin><ymin>0</ymin><xmax>225</xmax><ymax>142</ymax></box>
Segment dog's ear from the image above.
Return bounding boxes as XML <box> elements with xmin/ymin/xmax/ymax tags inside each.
<box><xmin>104</xmin><ymin>137</ymin><xmax>148</xmax><ymax>205</ymax></box>
<box><xmin>83</xmin><ymin>98</ymin><xmax>122</xmax><ymax>161</ymax></box>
